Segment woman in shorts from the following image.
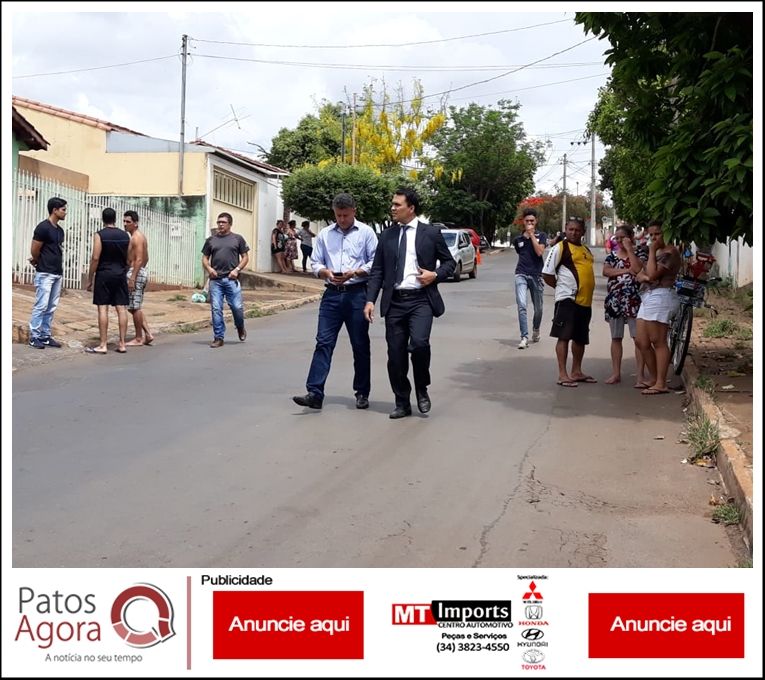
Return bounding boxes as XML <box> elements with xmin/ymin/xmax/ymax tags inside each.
<box><xmin>602</xmin><ymin>225</ymin><xmax>648</xmax><ymax>386</ymax></box>
<box><xmin>633</xmin><ymin>221</ymin><xmax>681</xmax><ymax>395</ymax></box>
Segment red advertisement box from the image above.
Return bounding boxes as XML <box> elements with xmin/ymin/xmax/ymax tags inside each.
<box><xmin>589</xmin><ymin>593</ymin><xmax>744</xmax><ymax>658</ymax></box>
<box><xmin>213</xmin><ymin>591</ymin><xmax>363</xmax><ymax>659</ymax></box>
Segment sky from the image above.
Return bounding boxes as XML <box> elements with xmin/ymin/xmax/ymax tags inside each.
<box><xmin>6</xmin><ymin>2</ymin><xmax>616</xmax><ymax>196</ymax></box>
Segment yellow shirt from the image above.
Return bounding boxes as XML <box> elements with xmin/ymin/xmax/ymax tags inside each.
<box><xmin>569</xmin><ymin>242</ymin><xmax>595</xmax><ymax>307</ymax></box>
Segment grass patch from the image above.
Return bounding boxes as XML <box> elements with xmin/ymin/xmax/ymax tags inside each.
<box><xmin>735</xmin><ymin>558</ymin><xmax>753</xmax><ymax>568</ymax></box>
<box><xmin>245</xmin><ymin>306</ymin><xmax>273</xmax><ymax>319</ymax></box>
<box><xmin>173</xmin><ymin>323</ymin><xmax>202</xmax><ymax>334</ymax></box>
<box><xmin>694</xmin><ymin>375</ymin><xmax>715</xmax><ymax>394</ymax></box>
<box><xmin>686</xmin><ymin>413</ymin><xmax>720</xmax><ymax>461</ymax></box>
<box><xmin>712</xmin><ymin>503</ymin><xmax>741</xmax><ymax>526</ymax></box>
<box><xmin>166</xmin><ymin>294</ymin><xmax>186</xmax><ymax>302</ymax></box>
<box><xmin>703</xmin><ymin>318</ymin><xmax>739</xmax><ymax>338</ymax></box>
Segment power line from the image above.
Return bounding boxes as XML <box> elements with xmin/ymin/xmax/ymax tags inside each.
<box><xmin>447</xmin><ymin>72</ymin><xmax>608</xmax><ymax>102</ymax></box>
<box><xmin>189</xmin><ymin>18</ymin><xmax>572</xmax><ymax>49</ymax></box>
<box><xmin>12</xmin><ymin>55</ymin><xmax>178</xmax><ymax>79</ymax></box>
<box><xmin>385</xmin><ymin>36</ymin><xmax>598</xmax><ymax>106</ymax></box>
<box><xmin>192</xmin><ymin>52</ymin><xmax>604</xmax><ymax>73</ymax></box>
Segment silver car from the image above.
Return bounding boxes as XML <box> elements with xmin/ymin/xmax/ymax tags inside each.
<box><xmin>440</xmin><ymin>229</ymin><xmax>477</xmax><ymax>281</ymax></box>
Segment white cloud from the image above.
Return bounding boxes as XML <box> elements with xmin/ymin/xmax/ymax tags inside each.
<box><xmin>7</xmin><ymin>4</ymin><xmax>613</xmax><ymax>193</ymax></box>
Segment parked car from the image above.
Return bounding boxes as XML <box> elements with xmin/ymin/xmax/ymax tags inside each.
<box><xmin>439</xmin><ymin>229</ymin><xmax>477</xmax><ymax>281</ymax></box>
<box><xmin>478</xmin><ymin>234</ymin><xmax>490</xmax><ymax>252</ymax></box>
<box><xmin>462</xmin><ymin>228</ymin><xmax>481</xmax><ymax>252</ymax></box>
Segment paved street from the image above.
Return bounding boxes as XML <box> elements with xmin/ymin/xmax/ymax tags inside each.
<box><xmin>12</xmin><ymin>250</ymin><xmax>746</xmax><ymax>567</ymax></box>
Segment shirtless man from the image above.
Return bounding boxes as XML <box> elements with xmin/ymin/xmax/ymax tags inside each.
<box><xmin>123</xmin><ymin>210</ymin><xmax>154</xmax><ymax>346</ymax></box>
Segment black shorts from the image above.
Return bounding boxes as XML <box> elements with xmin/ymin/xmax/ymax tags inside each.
<box><xmin>93</xmin><ymin>273</ymin><xmax>129</xmax><ymax>306</ymax></box>
<box><xmin>550</xmin><ymin>299</ymin><xmax>592</xmax><ymax>345</ymax></box>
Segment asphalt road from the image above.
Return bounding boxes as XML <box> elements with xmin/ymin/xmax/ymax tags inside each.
<box><xmin>12</xmin><ymin>250</ymin><xmax>746</xmax><ymax>567</ymax></box>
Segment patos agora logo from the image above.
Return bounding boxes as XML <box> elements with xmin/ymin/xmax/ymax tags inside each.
<box><xmin>111</xmin><ymin>584</ymin><xmax>175</xmax><ymax>648</ymax></box>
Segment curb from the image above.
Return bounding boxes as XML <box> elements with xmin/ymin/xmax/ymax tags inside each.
<box><xmin>682</xmin><ymin>356</ymin><xmax>753</xmax><ymax>552</ymax></box>
<box><xmin>11</xmin><ymin>293</ymin><xmax>323</xmax><ymax>344</ymax></box>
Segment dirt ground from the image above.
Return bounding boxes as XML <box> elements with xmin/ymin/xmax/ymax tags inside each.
<box><xmin>686</xmin><ymin>284</ymin><xmax>753</xmax><ymax>466</ymax></box>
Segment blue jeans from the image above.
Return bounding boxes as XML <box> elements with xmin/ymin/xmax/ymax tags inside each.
<box><xmin>29</xmin><ymin>272</ymin><xmax>63</xmax><ymax>341</ymax></box>
<box><xmin>209</xmin><ymin>277</ymin><xmax>244</xmax><ymax>340</ymax></box>
<box><xmin>514</xmin><ymin>274</ymin><xmax>544</xmax><ymax>339</ymax></box>
<box><xmin>306</xmin><ymin>286</ymin><xmax>370</xmax><ymax>399</ymax></box>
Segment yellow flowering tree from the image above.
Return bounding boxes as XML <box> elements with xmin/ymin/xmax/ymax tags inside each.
<box><xmin>351</xmin><ymin>80</ymin><xmax>446</xmax><ymax>176</ymax></box>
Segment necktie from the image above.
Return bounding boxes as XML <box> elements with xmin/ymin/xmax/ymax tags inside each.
<box><xmin>395</xmin><ymin>225</ymin><xmax>409</xmax><ymax>285</ymax></box>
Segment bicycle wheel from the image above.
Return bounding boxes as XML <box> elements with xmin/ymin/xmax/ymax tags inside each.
<box><xmin>671</xmin><ymin>304</ymin><xmax>693</xmax><ymax>375</ymax></box>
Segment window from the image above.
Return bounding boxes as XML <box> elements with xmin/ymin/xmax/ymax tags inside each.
<box><xmin>213</xmin><ymin>171</ymin><xmax>253</xmax><ymax>211</ymax></box>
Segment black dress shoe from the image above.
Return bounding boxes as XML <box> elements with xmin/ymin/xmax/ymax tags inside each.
<box><xmin>416</xmin><ymin>390</ymin><xmax>431</xmax><ymax>413</ymax></box>
<box><xmin>389</xmin><ymin>405</ymin><xmax>412</xmax><ymax>419</ymax></box>
<box><xmin>293</xmin><ymin>393</ymin><xmax>323</xmax><ymax>409</ymax></box>
<box><xmin>355</xmin><ymin>394</ymin><xmax>369</xmax><ymax>409</ymax></box>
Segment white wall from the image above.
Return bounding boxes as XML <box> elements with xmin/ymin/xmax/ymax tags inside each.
<box><xmin>256</xmin><ymin>176</ymin><xmax>284</xmax><ymax>272</ymax></box>
<box><xmin>711</xmin><ymin>237</ymin><xmax>753</xmax><ymax>287</ymax></box>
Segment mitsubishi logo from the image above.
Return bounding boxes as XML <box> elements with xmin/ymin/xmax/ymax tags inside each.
<box><xmin>523</xmin><ymin>581</ymin><xmax>543</xmax><ymax>601</ymax></box>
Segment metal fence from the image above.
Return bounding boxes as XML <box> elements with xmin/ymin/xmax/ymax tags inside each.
<box><xmin>12</xmin><ymin>170</ymin><xmax>197</xmax><ymax>289</ymax></box>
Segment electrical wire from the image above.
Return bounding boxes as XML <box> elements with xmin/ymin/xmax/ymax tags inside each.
<box><xmin>12</xmin><ymin>55</ymin><xmax>178</xmax><ymax>79</ymax></box>
<box><xmin>189</xmin><ymin>18</ymin><xmax>572</xmax><ymax>49</ymax></box>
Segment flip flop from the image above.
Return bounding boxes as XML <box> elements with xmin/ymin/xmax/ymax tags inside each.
<box><xmin>642</xmin><ymin>387</ymin><xmax>671</xmax><ymax>395</ymax></box>
<box><xmin>633</xmin><ymin>382</ymin><xmax>651</xmax><ymax>389</ymax></box>
<box><xmin>84</xmin><ymin>347</ymin><xmax>107</xmax><ymax>355</ymax></box>
<box><xmin>573</xmin><ymin>376</ymin><xmax>597</xmax><ymax>383</ymax></box>
<box><xmin>557</xmin><ymin>380</ymin><xmax>578</xmax><ymax>388</ymax></box>
<box><xmin>115</xmin><ymin>348</ymin><xmax>127</xmax><ymax>354</ymax></box>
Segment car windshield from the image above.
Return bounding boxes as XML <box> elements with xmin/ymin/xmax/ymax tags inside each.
<box><xmin>442</xmin><ymin>233</ymin><xmax>457</xmax><ymax>246</ymax></box>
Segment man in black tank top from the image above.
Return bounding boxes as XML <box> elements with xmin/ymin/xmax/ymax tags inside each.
<box><xmin>85</xmin><ymin>208</ymin><xmax>131</xmax><ymax>354</ymax></box>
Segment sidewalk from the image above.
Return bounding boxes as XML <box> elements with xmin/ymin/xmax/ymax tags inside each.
<box><xmin>11</xmin><ymin>270</ymin><xmax>324</xmax><ymax>369</ymax></box>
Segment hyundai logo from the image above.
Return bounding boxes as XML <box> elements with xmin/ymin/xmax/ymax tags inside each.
<box><xmin>521</xmin><ymin>628</ymin><xmax>544</xmax><ymax>640</ymax></box>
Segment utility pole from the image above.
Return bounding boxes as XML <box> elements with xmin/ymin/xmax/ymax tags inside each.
<box><xmin>576</xmin><ymin>181</ymin><xmax>579</xmax><ymax>196</ymax></box>
<box><xmin>178</xmin><ymin>34</ymin><xmax>188</xmax><ymax>197</ymax></box>
<box><xmin>590</xmin><ymin>133</ymin><xmax>597</xmax><ymax>245</ymax></box>
<box><xmin>351</xmin><ymin>93</ymin><xmax>357</xmax><ymax>165</ymax></box>
<box><xmin>341</xmin><ymin>104</ymin><xmax>347</xmax><ymax>163</ymax></box>
<box><xmin>561</xmin><ymin>153</ymin><xmax>567</xmax><ymax>232</ymax></box>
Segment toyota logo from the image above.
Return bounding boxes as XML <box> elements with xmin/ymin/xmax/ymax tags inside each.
<box><xmin>521</xmin><ymin>628</ymin><xmax>545</xmax><ymax>640</ymax></box>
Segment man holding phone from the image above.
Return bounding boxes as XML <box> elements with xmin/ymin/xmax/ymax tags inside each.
<box><xmin>293</xmin><ymin>193</ymin><xmax>378</xmax><ymax>410</ymax></box>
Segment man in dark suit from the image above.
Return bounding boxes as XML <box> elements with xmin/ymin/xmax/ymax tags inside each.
<box><xmin>364</xmin><ymin>187</ymin><xmax>456</xmax><ymax>419</ymax></box>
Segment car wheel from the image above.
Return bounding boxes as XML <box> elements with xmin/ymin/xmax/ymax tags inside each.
<box><xmin>453</xmin><ymin>262</ymin><xmax>462</xmax><ymax>282</ymax></box>
<box><xmin>469</xmin><ymin>263</ymin><xmax>477</xmax><ymax>279</ymax></box>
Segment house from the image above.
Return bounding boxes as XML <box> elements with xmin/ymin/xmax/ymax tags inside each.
<box><xmin>13</xmin><ymin>96</ymin><xmax>289</xmax><ymax>284</ymax></box>
<box><xmin>12</xmin><ymin>106</ymin><xmax>48</xmax><ymax>170</ymax></box>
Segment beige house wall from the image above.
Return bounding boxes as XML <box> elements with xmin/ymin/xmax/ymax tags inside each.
<box><xmin>18</xmin><ymin>156</ymin><xmax>90</xmax><ymax>191</ymax></box>
<box><xmin>15</xmin><ymin>105</ymin><xmax>207</xmax><ymax>195</ymax></box>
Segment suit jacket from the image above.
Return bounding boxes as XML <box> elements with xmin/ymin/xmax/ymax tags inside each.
<box><xmin>366</xmin><ymin>221</ymin><xmax>456</xmax><ymax>318</ymax></box>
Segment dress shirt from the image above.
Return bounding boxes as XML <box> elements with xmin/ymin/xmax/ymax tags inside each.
<box><xmin>396</xmin><ymin>217</ymin><xmax>422</xmax><ymax>290</ymax></box>
<box><xmin>310</xmin><ymin>221</ymin><xmax>378</xmax><ymax>285</ymax></box>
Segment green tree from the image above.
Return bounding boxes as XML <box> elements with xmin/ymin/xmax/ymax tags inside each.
<box><xmin>576</xmin><ymin>12</ymin><xmax>753</xmax><ymax>245</ymax></box>
<box><xmin>587</xmin><ymin>86</ymin><xmax>653</xmax><ymax>223</ymax></box>
<box><xmin>281</xmin><ymin>164</ymin><xmax>394</xmax><ymax>225</ymax></box>
<box><xmin>266</xmin><ymin>101</ymin><xmax>342</xmax><ymax>171</ymax></box>
<box><xmin>424</xmin><ymin>100</ymin><xmax>545</xmax><ymax>242</ymax></box>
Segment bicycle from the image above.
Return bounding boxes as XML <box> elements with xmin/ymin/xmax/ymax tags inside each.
<box><xmin>669</xmin><ymin>252</ymin><xmax>719</xmax><ymax>375</ymax></box>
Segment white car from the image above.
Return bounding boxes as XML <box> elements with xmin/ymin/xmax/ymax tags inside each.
<box><xmin>440</xmin><ymin>229</ymin><xmax>477</xmax><ymax>281</ymax></box>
